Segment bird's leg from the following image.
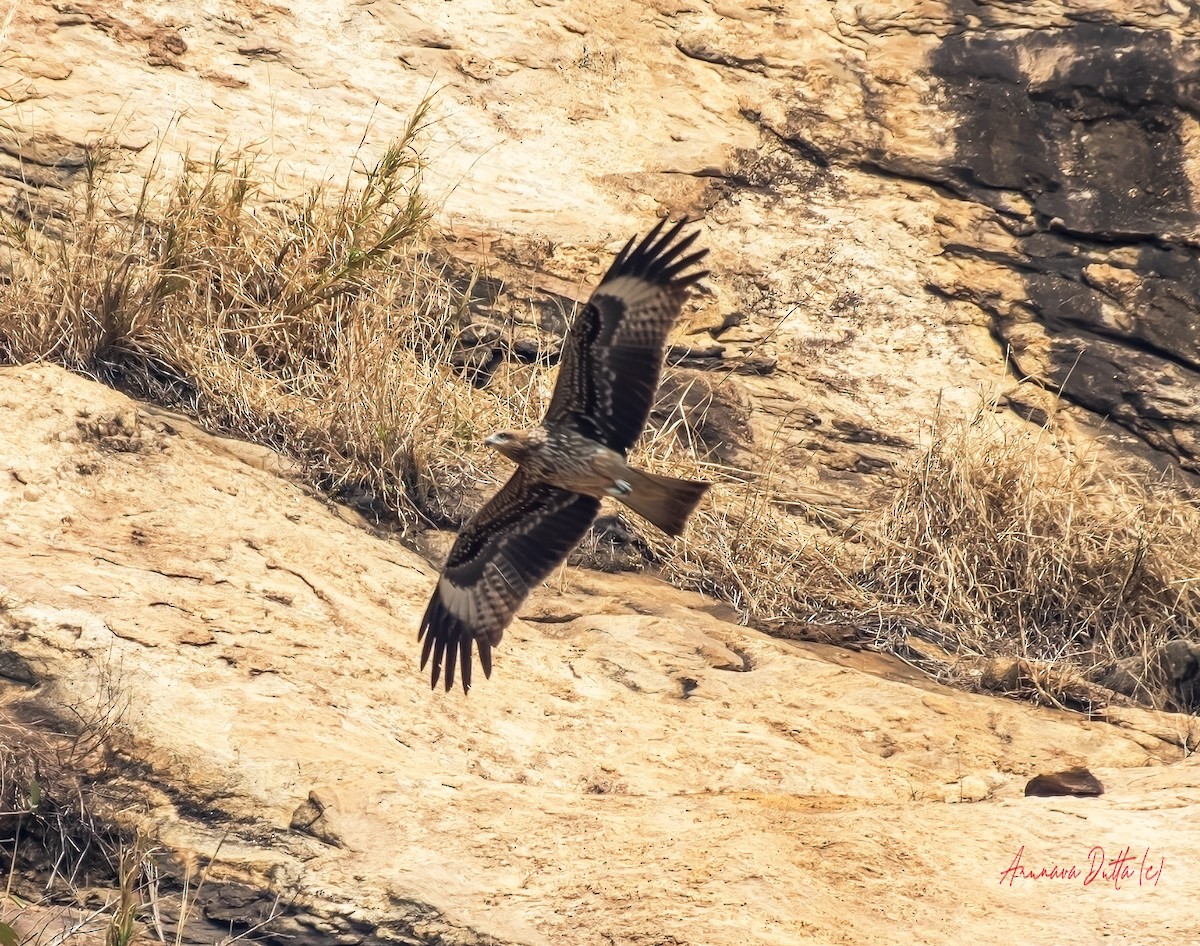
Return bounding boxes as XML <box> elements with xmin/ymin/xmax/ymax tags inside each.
<box><xmin>589</xmin><ymin>445</ymin><xmax>635</xmax><ymax>499</ymax></box>
<box><xmin>609</xmin><ymin>479</ymin><xmax>632</xmax><ymax>497</ymax></box>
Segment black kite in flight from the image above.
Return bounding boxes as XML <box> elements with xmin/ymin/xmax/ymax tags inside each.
<box><xmin>419</xmin><ymin>218</ymin><xmax>711</xmax><ymax>691</ymax></box>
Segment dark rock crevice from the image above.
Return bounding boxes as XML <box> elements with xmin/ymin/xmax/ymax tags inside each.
<box><xmin>926</xmin><ymin>15</ymin><xmax>1200</xmax><ymax>471</ymax></box>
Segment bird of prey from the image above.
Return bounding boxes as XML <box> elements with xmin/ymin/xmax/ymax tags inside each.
<box><xmin>419</xmin><ymin>218</ymin><xmax>711</xmax><ymax>692</ymax></box>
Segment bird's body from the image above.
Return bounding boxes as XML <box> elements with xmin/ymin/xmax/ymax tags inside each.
<box><xmin>486</xmin><ymin>427</ymin><xmax>620</xmax><ymax>496</ymax></box>
<box><xmin>419</xmin><ymin>218</ymin><xmax>711</xmax><ymax>691</ymax></box>
<box><xmin>486</xmin><ymin>426</ymin><xmax>709</xmax><ymax>536</ymax></box>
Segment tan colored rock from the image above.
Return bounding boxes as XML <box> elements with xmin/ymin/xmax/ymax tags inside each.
<box><xmin>16</xmin><ymin>0</ymin><xmax>1187</xmax><ymax>501</ymax></box>
<box><xmin>0</xmin><ymin>0</ymin><xmax>1007</xmax><ymax>502</ymax></box>
<box><xmin>3</xmin><ymin>362</ymin><xmax>1199</xmax><ymax>945</ymax></box>
<box><xmin>3</xmin><ymin>0</ymin><xmax>1200</xmax><ymax>937</ymax></box>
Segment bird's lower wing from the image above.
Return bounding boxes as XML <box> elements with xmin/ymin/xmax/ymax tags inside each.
<box><xmin>419</xmin><ymin>469</ymin><xmax>600</xmax><ymax>692</ymax></box>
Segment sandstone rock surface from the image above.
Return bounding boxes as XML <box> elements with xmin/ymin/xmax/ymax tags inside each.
<box><xmin>4</xmin><ymin>1</ymin><xmax>1200</xmax><ymax>941</ymax></box>
<box><xmin>3</xmin><ymin>363</ymin><xmax>1199</xmax><ymax>944</ymax></box>
<box><xmin>5</xmin><ymin>0</ymin><xmax>1198</xmax><ymax>489</ymax></box>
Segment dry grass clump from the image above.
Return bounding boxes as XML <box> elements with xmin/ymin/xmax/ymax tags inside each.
<box><xmin>633</xmin><ymin>418</ymin><xmax>846</xmax><ymax>621</ymax></box>
<box><xmin>0</xmin><ymin>99</ymin><xmax>539</xmax><ymax>528</ymax></box>
<box><xmin>0</xmin><ymin>693</ymin><xmax>265</xmax><ymax>946</ymax></box>
<box><xmin>0</xmin><ymin>699</ymin><xmax>122</xmax><ymax>893</ymax></box>
<box><xmin>639</xmin><ymin>399</ymin><xmax>1200</xmax><ymax>711</ymax></box>
<box><xmin>0</xmin><ymin>695</ymin><xmax>133</xmax><ymax>945</ymax></box>
<box><xmin>863</xmin><ymin>407</ymin><xmax>1200</xmax><ymax>667</ymax></box>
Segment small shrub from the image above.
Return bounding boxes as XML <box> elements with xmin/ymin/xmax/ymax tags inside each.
<box><xmin>860</xmin><ymin>404</ymin><xmax>1200</xmax><ymax>680</ymax></box>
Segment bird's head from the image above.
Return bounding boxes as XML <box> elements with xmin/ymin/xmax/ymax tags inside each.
<box><xmin>484</xmin><ymin>429</ymin><xmax>534</xmax><ymax>462</ymax></box>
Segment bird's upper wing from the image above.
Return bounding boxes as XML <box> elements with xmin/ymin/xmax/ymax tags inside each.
<box><xmin>545</xmin><ymin>218</ymin><xmax>709</xmax><ymax>453</ymax></box>
<box><xmin>419</xmin><ymin>468</ymin><xmax>601</xmax><ymax>692</ymax></box>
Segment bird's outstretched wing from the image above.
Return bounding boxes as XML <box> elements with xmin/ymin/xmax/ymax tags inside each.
<box><xmin>419</xmin><ymin>469</ymin><xmax>600</xmax><ymax>692</ymax></box>
<box><xmin>545</xmin><ymin>218</ymin><xmax>709</xmax><ymax>453</ymax></box>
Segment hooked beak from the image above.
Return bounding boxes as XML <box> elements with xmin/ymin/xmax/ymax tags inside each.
<box><xmin>484</xmin><ymin>433</ymin><xmax>503</xmax><ymax>448</ymax></box>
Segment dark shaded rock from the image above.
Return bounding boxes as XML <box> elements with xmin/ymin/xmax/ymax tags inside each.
<box><xmin>667</xmin><ymin>343</ymin><xmax>776</xmax><ymax>375</ymax></box>
<box><xmin>510</xmin><ymin>334</ymin><xmax>548</xmax><ymax>362</ymax></box>
<box><xmin>1007</xmin><ymin>327</ymin><xmax>1200</xmax><ymax>471</ymax></box>
<box><xmin>289</xmin><ymin>791</ymin><xmax>345</xmax><ymax>848</ymax></box>
<box><xmin>931</xmin><ymin>26</ymin><xmax>1199</xmax><ymax>237</ymax></box>
<box><xmin>688</xmin><ymin>310</ymin><xmax>746</xmax><ymax>339</ymax></box>
<box><xmin>0</xmin><ymin>649</ymin><xmax>38</xmax><ymax>685</ymax></box>
<box><xmin>676</xmin><ymin>36</ymin><xmax>768</xmax><ymax>74</ymax></box>
<box><xmin>570</xmin><ymin>513</ymin><xmax>653</xmax><ymax>573</ymax></box>
<box><xmin>1025</xmin><ymin>767</ymin><xmax>1104</xmax><ymax>798</ymax></box>
<box><xmin>450</xmin><ymin>322</ymin><xmax>505</xmax><ymax>387</ymax></box>
<box><xmin>651</xmin><ymin>370</ymin><xmax>753</xmax><ymax>463</ymax></box>
<box><xmin>925</xmin><ymin>21</ymin><xmax>1200</xmax><ymax>474</ymax></box>
<box><xmin>1089</xmin><ymin>638</ymin><xmax>1200</xmax><ymax>713</ymax></box>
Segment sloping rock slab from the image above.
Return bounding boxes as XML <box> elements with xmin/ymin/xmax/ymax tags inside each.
<box><xmin>2</xmin><ymin>363</ymin><xmax>1197</xmax><ymax>945</ymax></box>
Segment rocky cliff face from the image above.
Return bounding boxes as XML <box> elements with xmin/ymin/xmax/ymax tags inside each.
<box><xmin>4</xmin><ymin>2</ymin><xmax>1200</xmax><ymax>943</ymax></box>
<box><xmin>3</xmin><ymin>363</ymin><xmax>1198</xmax><ymax>945</ymax></box>
<box><xmin>926</xmin><ymin>14</ymin><xmax>1200</xmax><ymax>473</ymax></box>
<box><xmin>6</xmin><ymin>1</ymin><xmax>1198</xmax><ymax>485</ymax></box>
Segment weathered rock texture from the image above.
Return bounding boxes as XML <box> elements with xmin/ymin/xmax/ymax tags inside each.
<box><xmin>4</xmin><ymin>1</ymin><xmax>1200</xmax><ymax>941</ymax></box>
<box><xmin>924</xmin><ymin>15</ymin><xmax>1200</xmax><ymax>473</ymax></box>
<box><xmin>6</xmin><ymin>0</ymin><xmax>1198</xmax><ymax>490</ymax></box>
<box><xmin>4</xmin><ymin>362</ymin><xmax>1199</xmax><ymax>945</ymax></box>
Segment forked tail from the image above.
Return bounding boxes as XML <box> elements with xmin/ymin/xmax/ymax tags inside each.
<box><xmin>614</xmin><ymin>467</ymin><xmax>710</xmax><ymax>537</ymax></box>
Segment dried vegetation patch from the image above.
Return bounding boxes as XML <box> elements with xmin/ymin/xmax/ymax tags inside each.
<box><xmin>656</xmin><ymin>401</ymin><xmax>1200</xmax><ymax>716</ymax></box>
<box><xmin>0</xmin><ymin>688</ymin><xmax>137</xmax><ymax>945</ymax></box>
<box><xmin>0</xmin><ymin>100</ymin><xmax>522</xmax><ymax>527</ymax></box>
<box><xmin>0</xmin><ymin>687</ymin><xmax>291</xmax><ymax>946</ymax></box>
<box><xmin>1</xmin><ymin>106</ymin><xmax>1197</xmax><ymax>718</ymax></box>
<box><xmin>856</xmin><ymin>409</ymin><xmax>1200</xmax><ymax>713</ymax></box>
